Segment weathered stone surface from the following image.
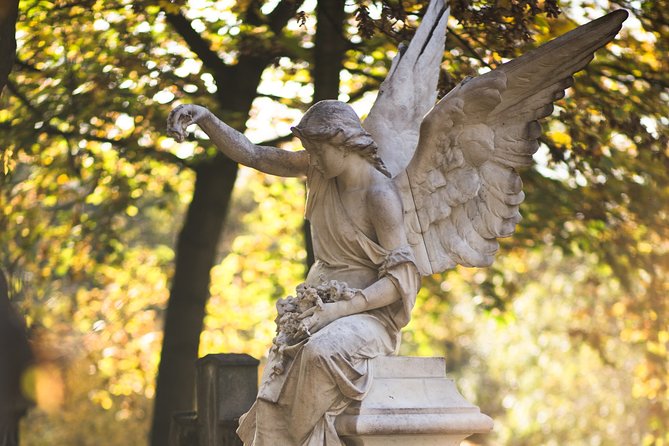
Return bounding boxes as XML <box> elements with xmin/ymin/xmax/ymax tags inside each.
<box><xmin>336</xmin><ymin>357</ymin><xmax>493</xmax><ymax>446</ymax></box>
<box><xmin>197</xmin><ymin>354</ymin><xmax>259</xmax><ymax>446</ymax></box>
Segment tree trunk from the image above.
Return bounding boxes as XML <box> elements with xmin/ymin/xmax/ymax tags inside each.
<box><xmin>0</xmin><ymin>4</ymin><xmax>30</xmax><ymax>440</ymax></box>
<box><xmin>313</xmin><ymin>0</ymin><xmax>346</xmax><ymax>103</ymax></box>
<box><xmin>0</xmin><ymin>0</ymin><xmax>19</xmax><ymax>93</ymax></box>
<box><xmin>150</xmin><ymin>156</ymin><xmax>238</xmax><ymax>445</ymax></box>
<box><xmin>150</xmin><ymin>2</ymin><xmax>335</xmax><ymax>443</ymax></box>
<box><xmin>0</xmin><ymin>270</ymin><xmax>33</xmax><ymax>446</ymax></box>
<box><xmin>150</xmin><ymin>47</ymin><xmax>270</xmax><ymax>446</ymax></box>
<box><xmin>303</xmin><ymin>0</ymin><xmax>347</xmax><ymax>270</ymax></box>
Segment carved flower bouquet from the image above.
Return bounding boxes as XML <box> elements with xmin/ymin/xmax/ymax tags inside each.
<box><xmin>270</xmin><ymin>280</ymin><xmax>357</xmax><ymax>375</ymax></box>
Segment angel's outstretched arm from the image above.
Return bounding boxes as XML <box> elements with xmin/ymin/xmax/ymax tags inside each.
<box><xmin>167</xmin><ymin>104</ymin><xmax>309</xmax><ymax>177</ymax></box>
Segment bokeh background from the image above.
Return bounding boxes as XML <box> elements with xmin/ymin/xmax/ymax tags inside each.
<box><xmin>1</xmin><ymin>0</ymin><xmax>667</xmax><ymax>445</ymax></box>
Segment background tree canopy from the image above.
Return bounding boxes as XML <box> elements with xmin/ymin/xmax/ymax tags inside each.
<box><xmin>1</xmin><ymin>0</ymin><xmax>667</xmax><ymax>445</ymax></box>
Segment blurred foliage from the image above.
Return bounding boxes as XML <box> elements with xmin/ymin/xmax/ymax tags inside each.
<box><xmin>1</xmin><ymin>0</ymin><xmax>667</xmax><ymax>444</ymax></box>
<box><xmin>201</xmin><ymin>169</ymin><xmax>307</xmax><ymax>360</ymax></box>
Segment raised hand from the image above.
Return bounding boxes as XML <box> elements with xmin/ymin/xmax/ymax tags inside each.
<box><xmin>166</xmin><ymin>104</ymin><xmax>208</xmax><ymax>142</ymax></box>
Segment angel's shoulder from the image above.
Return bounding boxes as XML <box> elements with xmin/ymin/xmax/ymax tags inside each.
<box><xmin>366</xmin><ymin>178</ymin><xmax>403</xmax><ymax>226</ymax></box>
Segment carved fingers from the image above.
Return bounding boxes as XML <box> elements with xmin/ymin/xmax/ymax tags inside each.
<box><xmin>298</xmin><ymin>302</ymin><xmax>345</xmax><ymax>334</ymax></box>
<box><xmin>166</xmin><ymin>104</ymin><xmax>207</xmax><ymax>143</ymax></box>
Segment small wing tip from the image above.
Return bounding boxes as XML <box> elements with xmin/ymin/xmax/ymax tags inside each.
<box><xmin>597</xmin><ymin>8</ymin><xmax>629</xmax><ymax>28</ymax></box>
<box><xmin>611</xmin><ymin>8</ymin><xmax>630</xmax><ymax>22</ymax></box>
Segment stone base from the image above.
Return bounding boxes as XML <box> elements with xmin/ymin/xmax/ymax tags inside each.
<box><xmin>335</xmin><ymin>356</ymin><xmax>493</xmax><ymax>446</ymax></box>
<box><xmin>340</xmin><ymin>434</ymin><xmax>473</xmax><ymax>446</ymax></box>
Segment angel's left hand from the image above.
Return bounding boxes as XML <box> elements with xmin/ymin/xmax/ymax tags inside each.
<box><xmin>298</xmin><ymin>301</ymin><xmax>349</xmax><ymax>334</ymax></box>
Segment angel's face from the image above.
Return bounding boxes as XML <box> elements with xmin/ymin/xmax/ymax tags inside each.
<box><xmin>306</xmin><ymin>141</ymin><xmax>348</xmax><ymax>179</ymax></box>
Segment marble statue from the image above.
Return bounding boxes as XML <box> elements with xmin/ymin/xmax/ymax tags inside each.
<box><xmin>167</xmin><ymin>1</ymin><xmax>627</xmax><ymax>444</ymax></box>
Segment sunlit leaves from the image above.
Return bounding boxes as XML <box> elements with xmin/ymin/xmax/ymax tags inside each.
<box><xmin>201</xmin><ymin>168</ymin><xmax>306</xmax><ymax>360</ymax></box>
<box><xmin>417</xmin><ymin>247</ymin><xmax>666</xmax><ymax>445</ymax></box>
<box><xmin>3</xmin><ymin>0</ymin><xmax>668</xmax><ymax>444</ymax></box>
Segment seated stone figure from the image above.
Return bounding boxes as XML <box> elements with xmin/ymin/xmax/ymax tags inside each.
<box><xmin>169</xmin><ymin>99</ymin><xmax>420</xmax><ymax>445</ymax></box>
<box><xmin>167</xmin><ymin>1</ymin><xmax>626</xmax><ymax>443</ymax></box>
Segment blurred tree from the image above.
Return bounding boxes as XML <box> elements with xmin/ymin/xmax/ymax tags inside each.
<box><xmin>0</xmin><ymin>0</ymin><xmax>19</xmax><ymax>92</ymax></box>
<box><xmin>1</xmin><ymin>0</ymin><xmax>667</xmax><ymax>445</ymax></box>
<box><xmin>0</xmin><ymin>5</ymin><xmax>28</xmax><ymax>443</ymax></box>
<box><xmin>0</xmin><ymin>0</ymin><xmax>19</xmax><ymax>177</ymax></box>
<box><xmin>0</xmin><ymin>270</ymin><xmax>33</xmax><ymax>446</ymax></box>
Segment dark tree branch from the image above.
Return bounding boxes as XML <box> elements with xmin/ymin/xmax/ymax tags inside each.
<box><xmin>0</xmin><ymin>0</ymin><xmax>19</xmax><ymax>93</ymax></box>
<box><xmin>346</xmin><ymin>80</ymin><xmax>380</xmax><ymax>103</ymax></box>
<box><xmin>345</xmin><ymin>67</ymin><xmax>386</xmax><ymax>83</ymax></box>
<box><xmin>447</xmin><ymin>26</ymin><xmax>494</xmax><ymax>69</ymax></box>
<box><xmin>595</xmin><ymin>61</ymin><xmax>669</xmax><ymax>90</ymax></box>
<box><xmin>13</xmin><ymin>58</ymin><xmax>42</xmax><ymax>73</ymax></box>
<box><xmin>243</xmin><ymin>0</ymin><xmax>303</xmax><ymax>31</ymax></box>
<box><xmin>267</xmin><ymin>0</ymin><xmax>303</xmax><ymax>34</ymax></box>
<box><xmin>255</xmin><ymin>92</ymin><xmax>307</xmax><ymax>106</ymax></box>
<box><xmin>164</xmin><ymin>12</ymin><xmax>229</xmax><ymax>78</ymax></box>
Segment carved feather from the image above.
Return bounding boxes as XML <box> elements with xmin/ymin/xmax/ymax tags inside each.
<box><xmin>402</xmin><ymin>9</ymin><xmax>628</xmax><ymax>275</ymax></box>
<box><xmin>363</xmin><ymin>0</ymin><xmax>450</xmax><ymax>177</ymax></box>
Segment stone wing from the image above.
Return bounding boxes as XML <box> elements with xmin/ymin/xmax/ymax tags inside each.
<box><xmin>362</xmin><ymin>0</ymin><xmax>449</xmax><ymax>177</ymax></box>
<box><xmin>400</xmin><ymin>10</ymin><xmax>628</xmax><ymax>275</ymax></box>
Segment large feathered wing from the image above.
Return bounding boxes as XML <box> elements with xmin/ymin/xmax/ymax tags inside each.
<box><xmin>401</xmin><ymin>9</ymin><xmax>628</xmax><ymax>276</ymax></box>
<box><xmin>363</xmin><ymin>0</ymin><xmax>449</xmax><ymax>177</ymax></box>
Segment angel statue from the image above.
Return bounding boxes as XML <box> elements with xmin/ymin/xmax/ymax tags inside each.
<box><xmin>167</xmin><ymin>0</ymin><xmax>627</xmax><ymax>444</ymax></box>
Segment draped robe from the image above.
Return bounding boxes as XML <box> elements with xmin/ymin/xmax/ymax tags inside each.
<box><xmin>237</xmin><ymin>167</ymin><xmax>420</xmax><ymax>445</ymax></box>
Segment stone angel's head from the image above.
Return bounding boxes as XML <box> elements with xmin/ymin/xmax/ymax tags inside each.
<box><xmin>291</xmin><ymin>100</ymin><xmax>390</xmax><ymax>178</ymax></box>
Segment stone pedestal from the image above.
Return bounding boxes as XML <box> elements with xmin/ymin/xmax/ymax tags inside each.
<box><xmin>335</xmin><ymin>356</ymin><xmax>493</xmax><ymax>446</ymax></box>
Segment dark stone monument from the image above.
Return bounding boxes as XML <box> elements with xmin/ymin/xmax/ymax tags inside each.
<box><xmin>170</xmin><ymin>353</ymin><xmax>259</xmax><ymax>446</ymax></box>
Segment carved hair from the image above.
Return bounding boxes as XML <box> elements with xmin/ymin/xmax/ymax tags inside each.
<box><xmin>291</xmin><ymin>100</ymin><xmax>391</xmax><ymax>178</ymax></box>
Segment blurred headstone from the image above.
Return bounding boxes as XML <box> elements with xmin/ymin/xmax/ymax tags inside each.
<box><xmin>197</xmin><ymin>354</ymin><xmax>259</xmax><ymax>446</ymax></box>
<box><xmin>168</xmin><ymin>353</ymin><xmax>259</xmax><ymax>446</ymax></box>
